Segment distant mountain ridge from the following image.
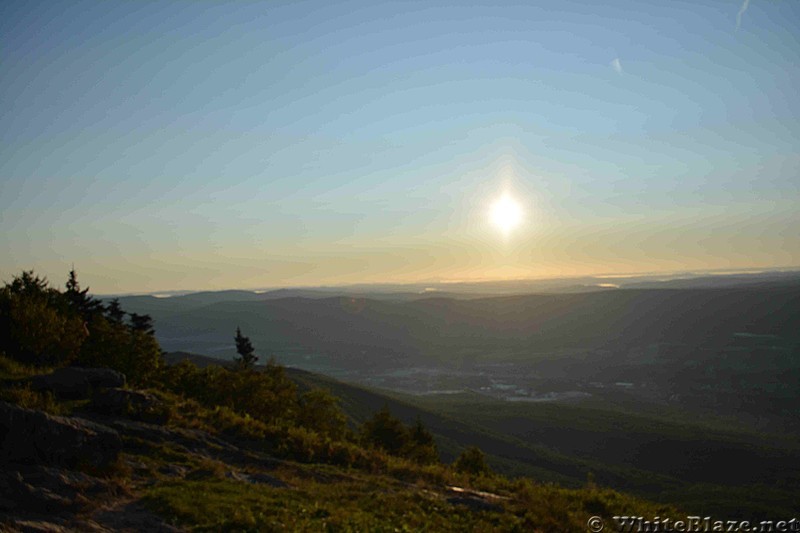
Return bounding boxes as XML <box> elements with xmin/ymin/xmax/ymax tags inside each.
<box><xmin>121</xmin><ymin>285</ymin><xmax>800</xmax><ymax>366</ymax></box>
<box><xmin>124</xmin><ymin>279</ymin><xmax>800</xmax><ymax>440</ymax></box>
<box><xmin>102</xmin><ymin>269</ymin><xmax>800</xmax><ymax>300</ymax></box>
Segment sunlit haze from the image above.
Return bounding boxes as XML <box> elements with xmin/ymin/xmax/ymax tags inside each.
<box><xmin>489</xmin><ymin>193</ymin><xmax>523</xmax><ymax>238</ymax></box>
<box><xmin>1</xmin><ymin>1</ymin><xmax>798</xmax><ymax>293</ymax></box>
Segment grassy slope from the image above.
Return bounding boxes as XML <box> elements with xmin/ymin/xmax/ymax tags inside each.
<box><xmin>286</xmin><ymin>367</ymin><xmax>800</xmax><ymax>518</ymax></box>
<box><xmin>4</xmin><ymin>350</ymin><xmax>794</xmax><ymax>528</ymax></box>
<box><xmin>0</xmin><ymin>354</ymin><xmax>678</xmax><ymax>532</ymax></box>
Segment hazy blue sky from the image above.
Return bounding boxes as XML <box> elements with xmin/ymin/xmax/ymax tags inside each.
<box><xmin>2</xmin><ymin>0</ymin><xmax>798</xmax><ymax>293</ymax></box>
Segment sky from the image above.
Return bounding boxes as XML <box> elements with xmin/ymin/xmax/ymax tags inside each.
<box><xmin>1</xmin><ymin>0</ymin><xmax>798</xmax><ymax>294</ymax></box>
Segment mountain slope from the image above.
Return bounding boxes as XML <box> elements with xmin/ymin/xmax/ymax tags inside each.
<box><xmin>286</xmin><ymin>365</ymin><xmax>800</xmax><ymax>517</ymax></box>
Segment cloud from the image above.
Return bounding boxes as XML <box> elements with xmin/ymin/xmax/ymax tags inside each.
<box><xmin>611</xmin><ymin>58</ymin><xmax>622</xmax><ymax>74</ymax></box>
<box><xmin>736</xmin><ymin>0</ymin><xmax>750</xmax><ymax>30</ymax></box>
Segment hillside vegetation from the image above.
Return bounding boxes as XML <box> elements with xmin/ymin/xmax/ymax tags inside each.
<box><xmin>118</xmin><ymin>283</ymin><xmax>800</xmax><ymax>432</ymax></box>
<box><xmin>0</xmin><ymin>270</ymin><xmax>680</xmax><ymax>531</ymax></box>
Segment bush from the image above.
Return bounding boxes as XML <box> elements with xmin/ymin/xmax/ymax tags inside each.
<box><xmin>78</xmin><ymin>315</ymin><xmax>162</xmax><ymax>386</ymax></box>
<box><xmin>360</xmin><ymin>405</ymin><xmax>408</xmax><ymax>455</ymax></box>
<box><xmin>0</xmin><ymin>269</ymin><xmax>164</xmax><ymax>384</ymax></box>
<box><xmin>159</xmin><ymin>361</ymin><xmax>299</xmax><ymax>426</ymax></box>
<box><xmin>0</xmin><ymin>383</ymin><xmax>69</xmax><ymax>415</ymax></box>
<box><xmin>453</xmin><ymin>446</ymin><xmax>491</xmax><ymax>477</ymax></box>
<box><xmin>297</xmin><ymin>388</ymin><xmax>348</xmax><ymax>440</ymax></box>
<box><xmin>0</xmin><ymin>271</ymin><xmax>86</xmax><ymax>366</ymax></box>
<box><xmin>360</xmin><ymin>407</ymin><xmax>440</xmax><ymax>464</ymax></box>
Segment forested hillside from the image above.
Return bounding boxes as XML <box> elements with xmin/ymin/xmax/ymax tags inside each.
<box><xmin>1</xmin><ymin>269</ymin><xmax>686</xmax><ymax>531</ymax></box>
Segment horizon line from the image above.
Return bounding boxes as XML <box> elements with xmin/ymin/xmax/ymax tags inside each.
<box><xmin>93</xmin><ymin>265</ymin><xmax>800</xmax><ymax>298</ymax></box>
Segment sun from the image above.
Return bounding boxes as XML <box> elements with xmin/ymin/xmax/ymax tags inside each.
<box><xmin>489</xmin><ymin>193</ymin><xmax>523</xmax><ymax>236</ymax></box>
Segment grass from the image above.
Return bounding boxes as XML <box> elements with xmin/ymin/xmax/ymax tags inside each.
<box><xmin>144</xmin><ymin>476</ymin><xmax>501</xmax><ymax>532</ymax></box>
<box><xmin>0</xmin><ymin>354</ymin><xmax>81</xmax><ymax>415</ymax></box>
<box><xmin>2</xmin><ymin>347</ymin><xmax>790</xmax><ymax>526</ymax></box>
<box><xmin>0</xmin><ymin>383</ymin><xmax>72</xmax><ymax>415</ymax></box>
<box><xmin>0</xmin><ymin>352</ymin><xmax>50</xmax><ymax>380</ymax></box>
<box><xmin>0</xmin><ymin>354</ymin><xmax>682</xmax><ymax>530</ymax></box>
<box><xmin>142</xmin><ymin>468</ymin><xmax>680</xmax><ymax>532</ymax></box>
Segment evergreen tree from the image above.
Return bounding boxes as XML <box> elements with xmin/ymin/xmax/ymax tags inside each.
<box><xmin>234</xmin><ymin>326</ymin><xmax>258</xmax><ymax>369</ymax></box>
<box><xmin>360</xmin><ymin>405</ymin><xmax>408</xmax><ymax>455</ymax></box>
<box><xmin>9</xmin><ymin>271</ymin><xmax>52</xmax><ymax>299</ymax></box>
<box><xmin>105</xmin><ymin>298</ymin><xmax>126</xmax><ymax>323</ymax></box>
<box><xmin>0</xmin><ymin>271</ymin><xmax>86</xmax><ymax>365</ymax></box>
<box><xmin>129</xmin><ymin>312</ymin><xmax>155</xmax><ymax>335</ymax></box>
<box><xmin>1</xmin><ymin>268</ymin><xmax>164</xmax><ymax>379</ymax></box>
<box><xmin>65</xmin><ymin>268</ymin><xmax>103</xmax><ymax>319</ymax></box>
<box><xmin>405</xmin><ymin>417</ymin><xmax>439</xmax><ymax>464</ymax></box>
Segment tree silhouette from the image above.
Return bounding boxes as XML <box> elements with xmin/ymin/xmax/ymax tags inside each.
<box><xmin>234</xmin><ymin>326</ymin><xmax>258</xmax><ymax>370</ymax></box>
<box><xmin>406</xmin><ymin>417</ymin><xmax>439</xmax><ymax>464</ymax></box>
<box><xmin>0</xmin><ymin>270</ymin><xmax>86</xmax><ymax>365</ymax></box>
<box><xmin>105</xmin><ymin>298</ymin><xmax>126</xmax><ymax>324</ymax></box>
<box><xmin>360</xmin><ymin>405</ymin><xmax>408</xmax><ymax>455</ymax></box>
<box><xmin>65</xmin><ymin>268</ymin><xmax>102</xmax><ymax>319</ymax></box>
<box><xmin>129</xmin><ymin>312</ymin><xmax>155</xmax><ymax>335</ymax></box>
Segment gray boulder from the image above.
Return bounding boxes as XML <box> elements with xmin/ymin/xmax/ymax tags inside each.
<box><xmin>0</xmin><ymin>402</ymin><xmax>121</xmax><ymax>469</ymax></box>
<box><xmin>30</xmin><ymin>367</ymin><xmax>126</xmax><ymax>399</ymax></box>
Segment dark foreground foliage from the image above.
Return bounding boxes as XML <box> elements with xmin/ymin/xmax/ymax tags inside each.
<box><xmin>0</xmin><ymin>270</ymin><xmax>160</xmax><ymax>384</ymax></box>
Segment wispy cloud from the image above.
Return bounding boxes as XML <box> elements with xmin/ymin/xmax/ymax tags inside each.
<box><xmin>611</xmin><ymin>57</ymin><xmax>622</xmax><ymax>74</ymax></box>
<box><xmin>736</xmin><ymin>0</ymin><xmax>750</xmax><ymax>30</ymax></box>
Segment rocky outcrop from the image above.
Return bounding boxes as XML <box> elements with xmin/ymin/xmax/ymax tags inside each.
<box><xmin>30</xmin><ymin>367</ymin><xmax>126</xmax><ymax>399</ymax></box>
<box><xmin>224</xmin><ymin>470</ymin><xmax>288</xmax><ymax>487</ymax></box>
<box><xmin>0</xmin><ymin>465</ymin><xmax>112</xmax><ymax>514</ymax></box>
<box><xmin>0</xmin><ymin>464</ymin><xmax>140</xmax><ymax>533</ymax></box>
<box><xmin>90</xmin><ymin>388</ymin><xmax>167</xmax><ymax>423</ymax></box>
<box><xmin>0</xmin><ymin>402</ymin><xmax>121</xmax><ymax>469</ymax></box>
<box><xmin>444</xmin><ymin>485</ymin><xmax>506</xmax><ymax>512</ymax></box>
<box><xmin>446</xmin><ymin>495</ymin><xmax>503</xmax><ymax>512</ymax></box>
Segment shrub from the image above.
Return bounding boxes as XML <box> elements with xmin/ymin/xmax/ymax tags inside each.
<box><xmin>0</xmin><ymin>271</ymin><xmax>86</xmax><ymax>366</ymax></box>
<box><xmin>453</xmin><ymin>446</ymin><xmax>491</xmax><ymax>477</ymax></box>
<box><xmin>0</xmin><ymin>383</ymin><xmax>69</xmax><ymax>415</ymax></box>
<box><xmin>360</xmin><ymin>407</ymin><xmax>440</xmax><ymax>464</ymax></box>
<box><xmin>0</xmin><ymin>269</ymin><xmax>164</xmax><ymax>383</ymax></box>
<box><xmin>360</xmin><ymin>405</ymin><xmax>408</xmax><ymax>455</ymax></box>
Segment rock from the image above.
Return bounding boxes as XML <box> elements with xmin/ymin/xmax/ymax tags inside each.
<box><xmin>6</xmin><ymin>519</ymin><xmax>73</xmax><ymax>532</ymax></box>
<box><xmin>444</xmin><ymin>485</ymin><xmax>505</xmax><ymax>512</ymax></box>
<box><xmin>446</xmin><ymin>496</ymin><xmax>503</xmax><ymax>512</ymax></box>
<box><xmin>0</xmin><ymin>402</ymin><xmax>121</xmax><ymax>469</ymax></box>
<box><xmin>89</xmin><ymin>500</ymin><xmax>185</xmax><ymax>532</ymax></box>
<box><xmin>30</xmin><ymin>367</ymin><xmax>126</xmax><ymax>399</ymax></box>
<box><xmin>0</xmin><ymin>464</ymin><xmax>115</xmax><ymax>516</ymax></box>
<box><xmin>158</xmin><ymin>464</ymin><xmax>188</xmax><ymax>478</ymax></box>
<box><xmin>224</xmin><ymin>471</ymin><xmax>288</xmax><ymax>487</ymax></box>
<box><xmin>186</xmin><ymin>468</ymin><xmax>219</xmax><ymax>481</ymax></box>
<box><xmin>90</xmin><ymin>388</ymin><xmax>166</xmax><ymax>422</ymax></box>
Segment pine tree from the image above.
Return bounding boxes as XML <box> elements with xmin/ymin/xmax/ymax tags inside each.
<box><xmin>129</xmin><ymin>312</ymin><xmax>155</xmax><ymax>335</ymax></box>
<box><xmin>406</xmin><ymin>417</ymin><xmax>439</xmax><ymax>464</ymax></box>
<box><xmin>360</xmin><ymin>405</ymin><xmax>409</xmax><ymax>455</ymax></box>
<box><xmin>1</xmin><ymin>270</ymin><xmax>86</xmax><ymax>365</ymax></box>
<box><xmin>65</xmin><ymin>268</ymin><xmax>102</xmax><ymax>319</ymax></box>
<box><xmin>234</xmin><ymin>326</ymin><xmax>258</xmax><ymax>370</ymax></box>
<box><xmin>105</xmin><ymin>298</ymin><xmax>126</xmax><ymax>323</ymax></box>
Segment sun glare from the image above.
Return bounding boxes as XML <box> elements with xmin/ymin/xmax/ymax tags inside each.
<box><xmin>489</xmin><ymin>193</ymin><xmax>523</xmax><ymax>236</ymax></box>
